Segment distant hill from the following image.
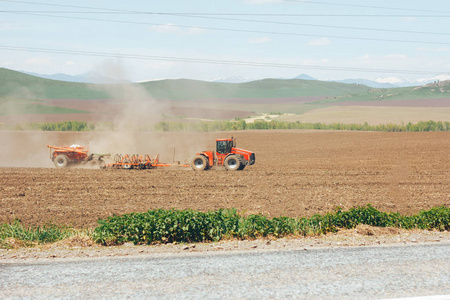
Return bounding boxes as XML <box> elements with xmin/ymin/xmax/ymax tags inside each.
<box><xmin>0</xmin><ymin>68</ymin><xmax>110</xmax><ymax>100</ymax></box>
<box><xmin>332</xmin><ymin>79</ymin><xmax>396</xmax><ymax>89</ymax></box>
<box><xmin>22</xmin><ymin>71</ymin><xmax>130</xmax><ymax>84</ymax></box>
<box><xmin>211</xmin><ymin>76</ymin><xmax>254</xmax><ymax>83</ymax></box>
<box><xmin>316</xmin><ymin>80</ymin><xmax>450</xmax><ymax>104</ymax></box>
<box><xmin>138</xmin><ymin>78</ymin><xmax>372</xmax><ymax>101</ymax></box>
<box><xmin>293</xmin><ymin>74</ymin><xmax>316</xmax><ymax>80</ymax></box>
<box><xmin>18</xmin><ymin>69</ymin><xmax>447</xmax><ymax>88</ymax></box>
<box><xmin>0</xmin><ymin>68</ymin><xmax>371</xmax><ymax>101</ymax></box>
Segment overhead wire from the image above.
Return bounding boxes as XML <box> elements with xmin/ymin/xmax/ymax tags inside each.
<box><xmin>1</xmin><ymin>10</ymin><xmax>450</xmax><ymax>37</ymax></box>
<box><xmin>283</xmin><ymin>0</ymin><xmax>450</xmax><ymax>15</ymax></box>
<box><xmin>2</xmin><ymin>0</ymin><xmax>449</xmax><ymax>43</ymax></box>
<box><xmin>3</xmin><ymin>11</ymin><xmax>450</xmax><ymax>46</ymax></box>
<box><xmin>2</xmin><ymin>10</ymin><xmax>450</xmax><ymax>17</ymax></box>
<box><xmin>0</xmin><ymin>45</ymin><xmax>446</xmax><ymax>76</ymax></box>
<box><xmin>2</xmin><ymin>0</ymin><xmax>450</xmax><ymax>16</ymax></box>
<box><xmin>1</xmin><ymin>0</ymin><xmax>448</xmax><ymax>76</ymax></box>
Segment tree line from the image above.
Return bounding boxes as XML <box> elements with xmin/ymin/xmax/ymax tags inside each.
<box><xmin>2</xmin><ymin>119</ymin><xmax>449</xmax><ymax>132</ymax></box>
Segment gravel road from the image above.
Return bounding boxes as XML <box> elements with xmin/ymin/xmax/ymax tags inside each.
<box><xmin>1</xmin><ymin>243</ymin><xmax>449</xmax><ymax>299</ymax></box>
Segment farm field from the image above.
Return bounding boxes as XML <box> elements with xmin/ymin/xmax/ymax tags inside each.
<box><xmin>279</xmin><ymin>106</ymin><xmax>450</xmax><ymax>125</ymax></box>
<box><xmin>0</xmin><ymin>130</ymin><xmax>449</xmax><ymax>228</ymax></box>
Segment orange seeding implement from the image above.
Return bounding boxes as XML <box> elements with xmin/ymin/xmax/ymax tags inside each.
<box><xmin>47</xmin><ymin>144</ymin><xmax>108</xmax><ymax>168</ymax></box>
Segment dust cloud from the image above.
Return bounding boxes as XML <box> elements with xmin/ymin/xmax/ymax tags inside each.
<box><xmin>0</xmin><ymin>61</ymin><xmax>228</xmax><ymax>168</ymax></box>
<box><xmin>82</xmin><ymin>61</ymin><xmax>216</xmax><ymax>164</ymax></box>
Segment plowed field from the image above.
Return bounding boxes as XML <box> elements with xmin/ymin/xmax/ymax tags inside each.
<box><xmin>0</xmin><ymin>130</ymin><xmax>449</xmax><ymax>228</ymax></box>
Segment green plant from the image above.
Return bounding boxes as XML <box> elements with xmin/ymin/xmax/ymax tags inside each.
<box><xmin>0</xmin><ymin>220</ymin><xmax>76</xmax><ymax>248</ymax></box>
<box><xmin>92</xmin><ymin>205</ymin><xmax>450</xmax><ymax>245</ymax></box>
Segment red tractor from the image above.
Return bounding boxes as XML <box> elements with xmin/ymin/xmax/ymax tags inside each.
<box><xmin>191</xmin><ymin>137</ymin><xmax>255</xmax><ymax>171</ymax></box>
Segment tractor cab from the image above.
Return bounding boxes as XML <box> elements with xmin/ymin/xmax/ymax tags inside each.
<box><xmin>216</xmin><ymin>137</ymin><xmax>235</xmax><ymax>154</ymax></box>
<box><xmin>215</xmin><ymin>137</ymin><xmax>235</xmax><ymax>165</ymax></box>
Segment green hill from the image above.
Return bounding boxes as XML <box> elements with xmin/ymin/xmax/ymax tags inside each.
<box><xmin>139</xmin><ymin>78</ymin><xmax>372</xmax><ymax>100</ymax></box>
<box><xmin>0</xmin><ymin>68</ymin><xmax>370</xmax><ymax>101</ymax></box>
<box><xmin>0</xmin><ymin>68</ymin><xmax>109</xmax><ymax>100</ymax></box>
<box><xmin>316</xmin><ymin>82</ymin><xmax>450</xmax><ymax>104</ymax></box>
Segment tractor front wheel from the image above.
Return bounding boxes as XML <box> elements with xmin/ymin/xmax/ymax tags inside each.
<box><xmin>54</xmin><ymin>154</ymin><xmax>69</xmax><ymax>168</ymax></box>
<box><xmin>191</xmin><ymin>155</ymin><xmax>208</xmax><ymax>171</ymax></box>
<box><xmin>224</xmin><ymin>155</ymin><xmax>241</xmax><ymax>171</ymax></box>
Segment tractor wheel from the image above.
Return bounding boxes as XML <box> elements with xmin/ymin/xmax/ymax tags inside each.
<box><xmin>224</xmin><ymin>155</ymin><xmax>241</xmax><ymax>171</ymax></box>
<box><xmin>191</xmin><ymin>155</ymin><xmax>208</xmax><ymax>171</ymax></box>
<box><xmin>238</xmin><ymin>163</ymin><xmax>246</xmax><ymax>170</ymax></box>
<box><xmin>54</xmin><ymin>154</ymin><xmax>69</xmax><ymax>168</ymax></box>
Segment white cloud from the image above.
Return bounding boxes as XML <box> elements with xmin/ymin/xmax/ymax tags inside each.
<box><xmin>65</xmin><ymin>61</ymin><xmax>76</xmax><ymax>66</ymax></box>
<box><xmin>375</xmin><ymin>77</ymin><xmax>404</xmax><ymax>84</ymax></box>
<box><xmin>385</xmin><ymin>54</ymin><xmax>406</xmax><ymax>59</ymax></box>
<box><xmin>358</xmin><ymin>54</ymin><xmax>371</xmax><ymax>59</ymax></box>
<box><xmin>150</xmin><ymin>24</ymin><xmax>179</xmax><ymax>34</ymax></box>
<box><xmin>417</xmin><ymin>74</ymin><xmax>450</xmax><ymax>83</ymax></box>
<box><xmin>307</xmin><ymin>37</ymin><xmax>331</xmax><ymax>46</ymax></box>
<box><xmin>248</xmin><ymin>37</ymin><xmax>271</xmax><ymax>44</ymax></box>
<box><xmin>25</xmin><ymin>57</ymin><xmax>51</xmax><ymax>66</ymax></box>
<box><xmin>150</xmin><ymin>24</ymin><xmax>207</xmax><ymax>35</ymax></box>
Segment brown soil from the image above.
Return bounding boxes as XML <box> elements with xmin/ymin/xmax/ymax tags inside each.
<box><xmin>0</xmin><ymin>130</ymin><xmax>449</xmax><ymax>229</ymax></box>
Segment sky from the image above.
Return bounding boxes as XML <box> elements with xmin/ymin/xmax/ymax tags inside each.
<box><xmin>1</xmin><ymin>0</ymin><xmax>450</xmax><ymax>83</ymax></box>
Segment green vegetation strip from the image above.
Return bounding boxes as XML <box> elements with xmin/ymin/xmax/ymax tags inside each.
<box><xmin>2</xmin><ymin>120</ymin><xmax>450</xmax><ymax>132</ymax></box>
<box><xmin>93</xmin><ymin>205</ymin><xmax>450</xmax><ymax>245</ymax></box>
<box><xmin>0</xmin><ymin>220</ymin><xmax>76</xmax><ymax>248</ymax></box>
<box><xmin>154</xmin><ymin>119</ymin><xmax>450</xmax><ymax>132</ymax></box>
<box><xmin>1</xmin><ymin>205</ymin><xmax>449</xmax><ymax>248</ymax></box>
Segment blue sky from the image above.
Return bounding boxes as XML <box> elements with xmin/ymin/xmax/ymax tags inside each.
<box><xmin>1</xmin><ymin>0</ymin><xmax>450</xmax><ymax>83</ymax></box>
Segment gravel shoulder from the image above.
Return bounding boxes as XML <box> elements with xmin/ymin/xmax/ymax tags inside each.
<box><xmin>1</xmin><ymin>226</ymin><xmax>449</xmax><ymax>264</ymax></box>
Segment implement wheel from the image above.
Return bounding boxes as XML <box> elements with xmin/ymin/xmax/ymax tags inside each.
<box><xmin>122</xmin><ymin>159</ymin><xmax>132</xmax><ymax>169</ymax></box>
<box><xmin>191</xmin><ymin>155</ymin><xmax>208</xmax><ymax>171</ymax></box>
<box><xmin>224</xmin><ymin>155</ymin><xmax>241</xmax><ymax>171</ymax></box>
<box><xmin>54</xmin><ymin>154</ymin><xmax>69</xmax><ymax>168</ymax></box>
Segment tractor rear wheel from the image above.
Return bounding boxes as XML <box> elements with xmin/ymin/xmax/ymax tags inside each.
<box><xmin>191</xmin><ymin>155</ymin><xmax>208</xmax><ymax>171</ymax></box>
<box><xmin>224</xmin><ymin>155</ymin><xmax>241</xmax><ymax>171</ymax></box>
<box><xmin>54</xmin><ymin>154</ymin><xmax>69</xmax><ymax>168</ymax></box>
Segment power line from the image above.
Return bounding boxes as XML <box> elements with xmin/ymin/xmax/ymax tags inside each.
<box><xmin>0</xmin><ymin>45</ymin><xmax>446</xmax><ymax>76</ymax></box>
<box><xmin>142</xmin><ymin>14</ymin><xmax>450</xmax><ymax>37</ymax></box>
<box><xmin>2</xmin><ymin>10</ymin><xmax>450</xmax><ymax>18</ymax></box>
<box><xmin>2</xmin><ymin>10</ymin><xmax>450</xmax><ymax>37</ymax></box>
<box><xmin>4</xmin><ymin>11</ymin><xmax>450</xmax><ymax>46</ymax></box>
<box><xmin>2</xmin><ymin>0</ymin><xmax>450</xmax><ymax>17</ymax></box>
<box><xmin>283</xmin><ymin>0</ymin><xmax>450</xmax><ymax>15</ymax></box>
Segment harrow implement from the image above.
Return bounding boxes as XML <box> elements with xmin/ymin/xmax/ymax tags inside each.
<box><xmin>102</xmin><ymin>153</ymin><xmax>189</xmax><ymax>169</ymax></box>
